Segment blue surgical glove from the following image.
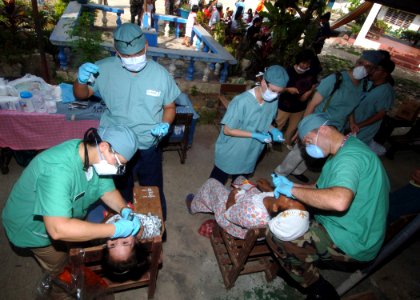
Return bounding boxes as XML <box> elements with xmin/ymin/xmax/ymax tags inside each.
<box><xmin>269</xmin><ymin>128</ymin><xmax>285</xmax><ymax>143</ymax></box>
<box><xmin>151</xmin><ymin>122</ymin><xmax>170</xmax><ymax>137</ymax></box>
<box><xmin>77</xmin><ymin>62</ymin><xmax>99</xmax><ymax>84</ymax></box>
<box><xmin>121</xmin><ymin>207</ymin><xmax>133</xmax><ymax>220</ymax></box>
<box><xmin>112</xmin><ymin>219</ymin><xmax>136</xmax><ymax>238</ymax></box>
<box><xmin>131</xmin><ymin>216</ymin><xmax>141</xmax><ymax>236</ymax></box>
<box><xmin>251</xmin><ymin>132</ymin><xmax>272</xmax><ymax>143</ymax></box>
<box><xmin>271</xmin><ymin>174</ymin><xmax>294</xmax><ymax>198</ymax></box>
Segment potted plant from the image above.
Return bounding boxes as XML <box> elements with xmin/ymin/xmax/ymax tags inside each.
<box><xmin>178</xmin><ymin>0</ymin><xmax>191</xmax><ymax>19</ymax></box>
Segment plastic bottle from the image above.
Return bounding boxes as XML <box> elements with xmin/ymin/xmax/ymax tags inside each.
<box><xmin>32</xmin><ymin>91</ymin><xmax>47</xmax><ymax>113</ymax></box>
<box><xmin>19</xmin><ymin>91</ymin><xmax>35</xmax><ymax>113</ymax></box>
<box><xmin>44</xmin><ymin>93</ymin><xmax>57</xmax><ymax>114</ymax></box>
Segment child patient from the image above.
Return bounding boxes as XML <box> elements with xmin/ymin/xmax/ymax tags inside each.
<box><xmin>186</xmin><ymin>176</ymin><xmax>308</xmax><ymax>240</ymax></box>
<box><xmin>103</xmin><ymin>213</ymin><xmax>162</xmax><ymax>278</ymax></box>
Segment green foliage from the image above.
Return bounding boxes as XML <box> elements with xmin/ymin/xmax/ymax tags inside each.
<box><xmin>0</xmin><ymin>0</ymin><xmax>58</xmax><ymax>62</ymax></box>
<box><xmin>319</xmin><ymin>55</ymin><xmax>353</xmax><ymax>77</ymax></box>
<box><xmin>213</xmin><ymin>21</ymin><xmax>226</xmax><ymax>45</ymax></box>
<box><xmin>374</xmin><ymin>19</ymin><xmax>389</xmax><ymax>32</ymax></box>
<box><xmin>400</xmin><ymin>29</ymin><xmax>420</xmax><ymax>46</ymax></box>
<box><xmin>196</xmin><ymin>11</ymin><xmax>208</xmax><ymax>27</ymax></box>
<box><xmin>190</xmin><ymin>85</ymin><xmax>198</xmax><ymax>96</ymax></box>
<box><xmin>259</xmin><ymin>0</ymin><xmax>326</xmax><ymax>67</ymax></box>
<box><xmin>350</xmin><ymin>22</ymin><xmax>361</xmax><ymax>35</ymax></box>
<box><xmin>67</xmin><ymin>11</ymin><xmax>107</xmax><ymax>64</ymax></box>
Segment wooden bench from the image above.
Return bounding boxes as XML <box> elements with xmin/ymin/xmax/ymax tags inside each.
<box><xmin>216</xmin><ymin>83</ymin><xmax>248</xmax><ymax>126</ymax></box>
<box><xmin>69</xmin><ymin>186</ymin><xmax>164</xmax><ymax>299</ymax></box>
<box><xmin>210</xmin><ymin>224</ymin><xmax>278</xmax><ymax>289</ymax></box>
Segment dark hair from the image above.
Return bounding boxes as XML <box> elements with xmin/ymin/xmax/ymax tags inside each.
<box><xmin>192</xmin><ymin>4</ymin><xmax>199</xmax><ymax>12</ymax></box>
<box><xmin>103</xmin><ymin>242</ymin><xmax>149</xmax><ymax>282</ymax></box>
<box><xmin>321</xmin><ymin>12</ymin><xmax>331</xmax><ymax>20</ymax></box>
<box><xmin>253</xmin><ymin>17</ymin><xmax>262</xmax><ymax>25</ymax></box>
<box><xmin>295</xmin><ymin>49</ymin><xmax>315</xmax><ymax>64</ymax></box>
<box><xmin>82</xmin><ymin>128</ymin><xmax>102</xmax><ymax>171</ymax></box>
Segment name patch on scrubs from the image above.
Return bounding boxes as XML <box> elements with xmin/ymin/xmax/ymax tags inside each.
<box><xmin>74</xmin><ymin>191</ymin><xmax>85</xmax><ymax>201</ymax></box>
<box><xmin>146</xmin><ymin>89</ymin><xmax>161</xmax><ymax>97</ymax></box>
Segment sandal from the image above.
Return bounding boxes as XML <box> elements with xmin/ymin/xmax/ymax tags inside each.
<box><xmin>185</xmin><ymin>193</ymin><xmax>194</xmax><ymax>214</ymax></box>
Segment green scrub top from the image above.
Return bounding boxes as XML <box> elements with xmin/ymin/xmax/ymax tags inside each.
<box><xmin>354</xmin><ymin>82</ymin><xmax>394</xmax><ymax>144</ymax></box>
<box><xmin>315</xmin><ymin>136</ymin><xmax>390</xmax><ymax>261</ymax></box>
<box><xmin>1</xmin><ymin>140</ymin><xmax>115</xmax><ymax>248</ymax></box>
<box><xmin>93</xmin><ymin>57</ymin><xmax>181</xmax><ymax>149</ymax></box>
<box><xmin>215</xmin><ymin>90</ymin><xmax>278</xmax><ymax>174</ymax></box>
<box><xmin>315</xmin><ymin>71</ymin><xmax>362</xmax><ymax>131</ymax></box>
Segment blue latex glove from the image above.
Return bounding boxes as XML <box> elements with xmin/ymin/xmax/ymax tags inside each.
<box><xmin>131</xmin><ymin>216</ymin><xmax>141</xmax><ymax>236</ymax></box>
<box><xmin>77</xmin><ymin>62</ymin><xmax>99</xmax><ymax>84</ymax></box>
<box><xmin>251</xmin><ymin>132</ymin><xmax>272</xmax><ymax>143</ymax></box>
<box><xmin>121</xmin><ymin>207</ymin><xmax>133</xmax><ymax>220</ymax></box>
<box><xmin>151</xmin><ymin>122</ymin><xmax>170</xmax><ymax>137</ymax></box>
<box><xmin>112</xmin><ymin>219</ymin><xmax>136</xmax><ymax>238</ymax></box>
<box><xmin>271</xmin><ymin>174</ymin><xmax>294</xmax><ymax>198</ymax></box>
<box><xmin>269</xmin><ymin>127</ymin><xmax>285</xmax><ymax>143</ymax></box>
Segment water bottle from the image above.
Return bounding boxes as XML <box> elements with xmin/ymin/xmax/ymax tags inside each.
<box><xmin>44</xmin><ymin>93</ymin><xmax>57</xmax><ymax>114</ymax></box>
<box><xmin>19</xmin><ymin>91</ymin><xmax>35</xmax><ymax>113</ymax></box>
<box><xmin>32</xmin><ymin>91</ymin><xmax>47</xmax><ymax>113</ymax></box>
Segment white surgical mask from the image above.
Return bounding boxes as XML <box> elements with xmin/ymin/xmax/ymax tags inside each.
<box><xmin>262</xmin><ymin>84</ymin><xmax>279</xmax><ymax>102</ymax></box>
<box><xmin>93</xmin><ymin>159</ymin><xmax>119</xmax><ymax>176</ymax></box>
<box><xmin>352</xmin><ymin>66</ymin><xmax>368</xmax><ymax>80</ymax></box>
<box><xmin>295</xmin><ymin>65</ymin><xmax>310</xmax><ymax>74</ymax></box>
<box><xmin>92</xmin><ymin>146</ymin><xmax>124</xmax><ymax>176</ymax></box>
<box><xmin>120</xmin><ymin>53</ymin><xmax>147</xmax><ymax>72</ymax></box>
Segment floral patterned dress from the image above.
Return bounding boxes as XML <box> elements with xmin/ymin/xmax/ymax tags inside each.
<box><xmin>191</xmin><ymin>177</ymin><xmax>272</xmax><ymax>239</ymax></box>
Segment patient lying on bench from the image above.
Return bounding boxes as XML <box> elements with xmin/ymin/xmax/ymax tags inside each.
<box><xmin>186</xmin><ymin>176</ymin><xmax>309</xmax><ymax>240</ymax></box>
<box><xmin>102</xmin><ymin>213</ymin><xmax>162</xmax><ymax>279</ymax></box>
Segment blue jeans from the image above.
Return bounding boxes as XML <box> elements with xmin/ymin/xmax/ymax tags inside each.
<box><xmin>114</xmin><ymin>147</ymin><xmax>167</xmax><ymax>220</ymax></box>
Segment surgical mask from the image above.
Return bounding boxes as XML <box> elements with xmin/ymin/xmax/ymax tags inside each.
<box><xmin>92</xmin><ymin>146</ymin><xmax>126</xmax><ymax>176</ymax></box>
<box><xmin>120</xmin><ymin>53</ymin><xmax>147</xmax><ymax>72</ymax></box>
<box><xmin>305</xmin><ymin>125</ymin><xmax>326</xmax><ymax>159</ymax></box>
<box><xmin>262</xmin><ymin>85</ymin><xmax>278</xmax><ymax>102</ymax></box>
<box><xmin>295</xmin><ymin>65</ymin><xmax>310</xmax><ymax>74</ymax></box>
<box><xmin>352</xmin><ymin>66</ymin><xmax>368</xmax><ymax>80</ymax></box>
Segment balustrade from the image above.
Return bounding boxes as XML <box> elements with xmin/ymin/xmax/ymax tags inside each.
<box><xmin>49</xmin><ymin>3</ymin><xmax>236</xmax><ymax>82</ymax></box>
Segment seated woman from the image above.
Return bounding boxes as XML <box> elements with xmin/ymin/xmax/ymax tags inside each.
<box><xmin>186</xmin><ymin>176</ymin><xmax>308</xmax><ymax>240</ymax></box>
<box><xmin>102</xmin><ymin>213</ymin><xmax>162</xmax><ymax>279</ymax></box>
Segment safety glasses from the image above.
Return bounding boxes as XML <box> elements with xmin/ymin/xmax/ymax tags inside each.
<box><xmin>111</xmin><ymin>149</ymin><xmax>127</xmax><ymax>175</ymax></box>
<box><xmin>114</xmin><ymin>33</ymin><xmax>144</xmax><ymax>48</ymax></box>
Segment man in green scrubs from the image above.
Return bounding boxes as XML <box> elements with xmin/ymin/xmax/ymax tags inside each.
<box><xmin>274</xmin><ymin>50</ymin><xmax>385</xmax><ymax>182</ymax></box>
<box><xmin>268</xmin><ymin>113</ymin><xmax>390</xmax><ymax>299</ymax></box>
<box><xmin>2</xmin><ymin>125</ymin><xmax>140</xmax><ymax>278</ymax></box>
<box><xmin>210</xmin><ymin>65</ymin><xmax>289</xmax><ymax>184</ymax></box>
<box><xmin>350</xmin><ymin>52</ymin><xmax>395</xmax><ymax>145</ymax></box>
<box><xmin>74</xmin><ymin>23</ymin><xmax>181</xmax><ymax>220</ymax></box>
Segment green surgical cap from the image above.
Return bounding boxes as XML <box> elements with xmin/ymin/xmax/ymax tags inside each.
<box><xmin>98</xmin><ymin>125</ymin><xmax>138</xmax><ymax>161</ymax></box>
<box><xmin>298</xmin><ymin>113</ymin><xmax>338</xmax><ymax>140</ymax></box>
<box><xmin>264</xmin><ymin>65</ymin><xmax>289</xmax><ymax>88</ymax></box>
<box><xmin>114</xmin><ymin>23</ymin><xmax>146</xmax><ymax>55</ymax></box>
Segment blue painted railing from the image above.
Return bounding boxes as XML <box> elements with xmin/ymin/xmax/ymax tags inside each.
<box><xmin>49</xmin><ymin>3</ymin><xmax>237</xmax><ymax>82</ymax></box>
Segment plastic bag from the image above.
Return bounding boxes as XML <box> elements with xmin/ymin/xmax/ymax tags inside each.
<box><xmin>7</xmin><ymin>74</ymin><xmax>61</xmax><ymax>101</ymax></box>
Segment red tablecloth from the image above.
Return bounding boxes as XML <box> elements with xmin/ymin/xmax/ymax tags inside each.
<box><xmin>0</xmin><ymin>110</ymin><xmax>99</xmax><ymax>150</ymax></box>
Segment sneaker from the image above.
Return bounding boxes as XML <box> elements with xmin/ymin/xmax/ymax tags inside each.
<box><xmin>286</xmin><ymin>144</ymin><xmax>294</xmax><ymax>151</ymax></box>
<box><xmin>291</xmin><ymin>174</ymin><xmax>310</xmax><ymax>183</ymax></box>
<box><xmin>185</xmin><ymin>193</ymin><xmax>194</xmax><ymax>214</ymax></box>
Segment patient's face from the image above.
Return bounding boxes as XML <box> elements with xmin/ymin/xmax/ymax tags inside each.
<box><xmin>106</xmin><ymin>235</ymin><xmax>135</xmax><ymax>262</ymax></box>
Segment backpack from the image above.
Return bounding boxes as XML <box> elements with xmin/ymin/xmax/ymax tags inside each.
<box><xmin>322</xmin><ymin>71</ymin><xmax>343</xmax><ymax>112</ymax></box>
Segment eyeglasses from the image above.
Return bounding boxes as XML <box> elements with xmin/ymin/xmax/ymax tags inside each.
<box><xmin>114</xmin><ymin>34</ymin><xmax>144</xmax><ymax>48</ymax></box>
<box><xmin>111</xmin><ymin>149</ymin><xmax>127</xmax><ymax>175</ymax></box>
